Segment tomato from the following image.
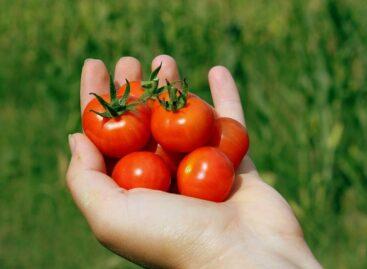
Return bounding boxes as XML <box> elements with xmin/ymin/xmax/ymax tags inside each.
<box><xmin>177</xmin><ymin>147</ymin><xmax>234</xmax><ymax>202</ymax></box>
<box><xmin>112</xmin><ymin>151</ymin><xmax>171</xmax><ymax>191</ymax></box>
<box><xmin>155</xmin><ymin>144</ymin><xmax>184</xmax><ymax>177</ymax></box>
<box><xmin>211</xmin><ymin>117</ymin><xmax>249</xmax><ymax>169</ymax></box>
<box><xmin>82</xmin><ymin>95</ymin><xmax>151</xmax><ymax>158</ymax></box>
<box><xmin>117</xmin><ymin>64</ymin><xmax>163</xmax><ymax>107</ymax></box>
<box><xmin>151</xmin><ymin>94</ymin><xmax>215</xmax><ymax>153</ymax></box>
<box><xmin>145</xmin><ymin>138</ymin><xmax>184</xmax><ymax>177</ymax></box>
<box><xmin>118</xmin><ymin>81</ymin><xmax>163</xmax><ymax>108</ymax></box>
<box><xmin>117</xmin><ymin>81</ymin><xmax>145</xmax><ymax>99</ymax></box>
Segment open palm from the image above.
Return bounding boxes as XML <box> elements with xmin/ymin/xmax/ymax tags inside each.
<box><xmin>67</xmin><ymin>55</ymin><xmax>321</xmax><ymax>268</ymax></box>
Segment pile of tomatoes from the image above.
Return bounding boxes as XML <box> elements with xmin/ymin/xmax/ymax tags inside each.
<box><xmin>82</xmin><ymin>66</ymin><xmax>249</xmax><ymax>202</ymax></box>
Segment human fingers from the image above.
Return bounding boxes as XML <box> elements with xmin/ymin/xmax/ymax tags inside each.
<box><xmin>66</xmin><ymin>134</ymin><xmax>229</xmax><ymax>268</ymax></box>
<box><xmin>208</xmin><ymin>66</ymin><xmax>258</xmax><ymax>191</ymax></box>
<box><xmin>80</xmin><ymin>59</ymin><xmax>110</xmax><ymax>113</ymax></box>
<box><xmin>151</xmin><ymin>54</ymin><xmax>180</xmax><ymax>86</ymax></box>
<box><xmin>66</xmin><ymin>133</ymin><xmax>124</xmax><ymax>222</ymax></box>
<box><xmin>208</xmin><ymin>66</ymin><xmax>245</xmax><ymax>125</ymax></box>
<box><xmin>114</xmin><ymin>56</ymin><xmax>142</xmax><ymax>88</ymax></box>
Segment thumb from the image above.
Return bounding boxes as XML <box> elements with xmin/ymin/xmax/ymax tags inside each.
<box><xmin>66</xmin><ymin>134</ymin><xmax>129</xmax><ymax>242</ymax></box>
<box><xmin>65</xmin><ymin>134</ymin><xmax>220</xmax><ymax>268</ymax></box>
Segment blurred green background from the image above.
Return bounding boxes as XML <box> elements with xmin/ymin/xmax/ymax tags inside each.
<box><xmin>0</xmin><ymin>0</ymin><xmax>366</xmax><ymax>268</ymax></box>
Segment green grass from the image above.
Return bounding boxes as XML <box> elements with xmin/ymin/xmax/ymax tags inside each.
<box><xmin>1</xmin><ymin>0</ymin><xmax>366</xmax><ymax>268</ymax></box>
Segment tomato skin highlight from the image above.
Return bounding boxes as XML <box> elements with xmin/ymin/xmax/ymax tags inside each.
<box><xmin>151</xmin><ymin>95</ymin><xmax>215</xmax><ymax>153</ymax></box>
<box><xmin>211</xmin><ymin>117</ymin><xmax>249</xmax><ymax>169</ymax></box>
<box><xmin>177</xmin><ymin>147</ymin><xmax>235</xmax><ymax>202</ymax></box>
<box><xmin>112</xmin><ymin>151</ymin><xmax>171</xmax><ymax>191</ymax></box>
<box><xmin>82</xmin><ymin>95</ymin><xmax>151</xmax><ymax>158</ymax></box>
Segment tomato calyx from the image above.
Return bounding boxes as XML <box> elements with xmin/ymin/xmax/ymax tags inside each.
<box><xmin>157</xmin><ymin>79</ymin><xmax>189</xmax><ymax>112</ymax></box>
<box><xmin>90</xmin><ymin>79</ymin><xmax>138</xmax><ymax>118</ymax></box>
<box><xmin>139</xmin><ymin>63</ymin><xmax>165</xmax><ymax>103</ymax></box>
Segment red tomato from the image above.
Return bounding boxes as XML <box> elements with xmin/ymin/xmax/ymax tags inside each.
<box><xmin>211</xmin><ymin>117</ymin><xmax>249</xmax><ymax>169</ymax></box>
<box><xmin>117</xmin><ymin>81</ymin><xmax>145</xmax><ymax>99</ymax></box>
<box><xmin>155</xmin><ymin>145</ymin><xmax>184</xmax><ymax>177</ymax></box>
<box><xmin>112</xmin><ymin>151</ymin><xmax>171</xmax><ymax>191</ymax></box>
<box><xmin>145</xmin><ymin>138</ymin><xmax>184</xmax><ymax>177</ymax></box>
<box><xmin>116</xmin><ymin>64</ymin><xmax>162</xmax><ymax>103</ymax></box>
<box><xmin>177</xmin><ymin>147</ymin><xmax>234</xmax><ymax>202</ymax></box>
<box><xmin>151</xmin><ymin>95</ymin><xmax>215</xmax><ymax>153</ymax></box>
<box><xmin>82</xmin><ymin>95</ymin><xmax>151</xmax><ymax>158</ymax></box>
<box><xmin>118</xmin><ymin>81</ymin><xmax>157</xmax><ymax>108</ymax></box>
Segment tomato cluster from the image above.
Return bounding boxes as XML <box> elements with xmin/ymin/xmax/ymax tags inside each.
<box><xmin>82</xmin><ymin>66</ymin><xmax>249</xmax><ymax>202</ymax></box>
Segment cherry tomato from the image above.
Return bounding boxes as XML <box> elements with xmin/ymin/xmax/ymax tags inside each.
<box><xmin>145</xmin><ymin>138</ymin><xmax>184</xmax><ymax>177</ymax></box>
<box><xmin>151</xmin><ymin>95</ymin><xmax>215</xmax><ymax>153</ymax></box>
<box><xmin>117</xmin><ymin>81</ymin><xmax>145</xmax><ymax>99</ymax></box>
<box><xmin>211</xmin><ymin>117</ymin><xmax>249</xmax><ymax>169</ymax></box>
<box><xmin>118</xmin><ymin>81</ymin><xmax>157</xmax><ymax>108</ymax></box>
<box><xmin>177</xmin><ymin>147</ymin><xmax>234</xmax><ymax>202</ymax></box>
<box><xmin>116</xmin><ymin>64</ymin><xmax>162</xmax><ymax>104</ymax></box>
<box><xmin>112</xmin><ymin>151</ymin><xmax>171</xmax><ymax>191</ymax></box>
<box><xmin>82</xmin><ymin>95</ymin><xmax>151</xmax><ymax>158</ymax></box>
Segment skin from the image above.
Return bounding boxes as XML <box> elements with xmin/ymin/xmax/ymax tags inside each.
<box><xmin>112</xmin><ymin>151</ymin><xmax>171</xmax><ymax>191</ymax></box>
<box><xmin>211</xmin><ymin>117</ymin><xmax>250</xmax><ymax>169</ymax></box>
<box><xmin>177</xmin><ymin>147</ymin><xmax>235</xmax><ymax>202</ymax></box>
<box><xmin>67</xmin><ymin>55</ymin><xmax>322</xmax><ymax>268</ymax></box>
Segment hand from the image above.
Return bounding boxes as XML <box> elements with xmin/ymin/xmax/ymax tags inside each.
<box><xmin>67</xmin><ymin>55</ymin><xmax>322</xmax><ymax>268</ymax></box>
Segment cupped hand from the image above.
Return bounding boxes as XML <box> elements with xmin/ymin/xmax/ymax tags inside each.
<box><xmin>67</xmin><ymin>55</ymin><xmax>322</xmax><ymax>268</ymax></box>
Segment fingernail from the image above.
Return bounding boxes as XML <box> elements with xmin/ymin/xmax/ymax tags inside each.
<box><xmin>68</xmin><ymin>134</ymin><xmax>76</xmax><ymax>154</ymax></box>
<box><xmin>84</xmin><ymin>58</ymin><xmax>94</xmax><ymax>64</ymax></box>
